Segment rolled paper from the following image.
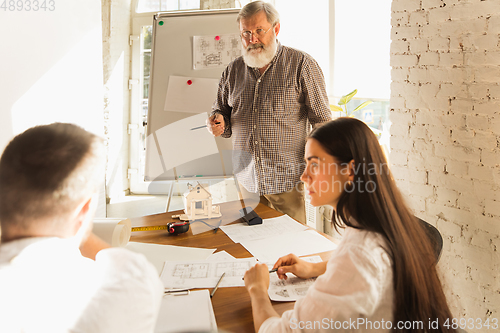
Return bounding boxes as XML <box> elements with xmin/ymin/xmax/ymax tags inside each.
<box><xmin>92</xmin><ymin>218</ymin><xmax>132</xmax><ymax>247</ymax></box>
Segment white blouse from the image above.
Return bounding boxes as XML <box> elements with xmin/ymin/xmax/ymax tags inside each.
<box><xmin>260</xmin><ymin>227</ymin><xmax>394</xmax><ymax>332</ymax></box>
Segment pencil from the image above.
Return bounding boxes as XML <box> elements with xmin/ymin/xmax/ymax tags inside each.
<box><xmin>210</xmin><ymin>272</ymin><xmax>225</xmax><ymax>298</ymax></box>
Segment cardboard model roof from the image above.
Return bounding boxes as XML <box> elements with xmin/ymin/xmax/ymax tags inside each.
<box><xmin>184</xmin><ymin>182</ymin><xmax>212</xmax><ymax>199</ymax></box>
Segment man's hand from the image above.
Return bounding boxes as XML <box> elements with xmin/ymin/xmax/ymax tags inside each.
<box><xmin>206</xmin><ymin>114</ymin><xmax>225</xmax><ymax>137</ymax></box>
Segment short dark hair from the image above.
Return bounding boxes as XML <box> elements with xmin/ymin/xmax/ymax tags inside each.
<box><xmin>0</xmin><ymin>123</ymin><xmax>104</xmax><ymax>233</ymax></box>
<box><xmin>237</xmin><ymin>1</ymin><xmax>280</xmax><ymax>26</ymax></box>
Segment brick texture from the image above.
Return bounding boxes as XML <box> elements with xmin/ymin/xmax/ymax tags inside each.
<box><xmin>391</xmin><ymin>0</ymin><xmax>500</xmax><ymax>329</ymax></box>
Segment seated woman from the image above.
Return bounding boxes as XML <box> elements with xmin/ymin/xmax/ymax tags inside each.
<box><xmin>244</xmin><ymin>117</ymin><xmax>455</xmax><ymax>332</ymax></box>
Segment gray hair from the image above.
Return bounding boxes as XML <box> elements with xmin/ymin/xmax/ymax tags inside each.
<box><xmin>237</xmin><ymin>1</ymin><xmax>280</xmax><ymax>26</ymax></box>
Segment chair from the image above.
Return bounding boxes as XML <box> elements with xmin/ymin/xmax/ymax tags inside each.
<box><xmin>416</xmin><ymin>217</ymin><xmax>443</xmax><ymax>263</ymax></box>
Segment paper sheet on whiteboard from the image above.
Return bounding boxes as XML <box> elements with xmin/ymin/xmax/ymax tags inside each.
<box><xmin>164</xmin><ymin>76</ymin><xmax>219</xmax><ymax>113</ymax></box>
<box><xmin>193</xmin><ymin>34</ymin><xmax>242</xmax><ymax>70</ymax></box>
<box><xmin>154</xmin><ymin>113</ymin><xmax>219</xmax><ymax>171</ymax></box>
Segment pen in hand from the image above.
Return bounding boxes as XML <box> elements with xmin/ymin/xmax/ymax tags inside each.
<box><xmin>210</xmin><ymin>272</ymin><xmax>225</xmax><ymax>298</ymax></box>
<box><xmin>191</xmin><ymin>122</ymin><xmax>221</xmax><ymax>131</ymax></box>
<box><xmin>242</xmin><ymin>268</ymin><xmax>278</xmax><ymax>280</ymax></box>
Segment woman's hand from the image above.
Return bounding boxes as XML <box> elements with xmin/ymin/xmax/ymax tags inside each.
<box><xmin>273</xmin><ymin>254</ymin><xmax>327</xmax><ymax>280</ymax></box>
<box><xmin>244</xmin><ymin>263</ymin><xmax>270</xmax><ymax>296</ymax></box>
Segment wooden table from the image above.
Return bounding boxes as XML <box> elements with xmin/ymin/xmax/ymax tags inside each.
<box><xmin>130</xmin><ymin>200</ymin><xmax>335</xmax><ymax>333</ymax></box>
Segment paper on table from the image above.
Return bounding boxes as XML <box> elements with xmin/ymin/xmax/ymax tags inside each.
<box><xmin>268</xmin><ymin>256</ymin><xmax>323</xmax><ymax>302</ymax></box>
<box><xmin>125</xmin><ymin>242</ymin><xmax>216</xmax><ymax>275</ymax></box>
<box><xmin>92</xmin><ymin>218</ymin><xmax>131</xmax><ymax>247</ymax></box>
<box><xmin>220</xmin><ymin>215</ymin><xmax>308</xmax><ymax>244</ymax></box>
<box><xmin>164</xmin><ymin>75</ymin><xmax>219</xmax><ymax>113</ymax></box>
<box><xmin>160</xmin><ymin>257</ymin><xmax>256</xmax><ymax>289</ymax></box>
<box><xmin>154</xmin><ymin>289</ymin><xmax>217</xmax><ymax>333</ymax></box>
<box><xmin>205</xmin><ymin>250</ymin><xmax>236</xmax><ymax>261</ymax></box>
<box><xmin>155</xmin><ymin>113</ymin><xmax>219</xmax><ymax>172</ymax></box>
<box><xmin>241</xmin><ymin>229</ymin><xmax>337</xmax><ymax>263</ymax></box>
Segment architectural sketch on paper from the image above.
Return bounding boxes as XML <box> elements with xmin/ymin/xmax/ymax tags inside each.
<box><xmin>215</xmin><ymin>261</ymin><xmax>252</xmax><ymax>277</ymax></box>
<box><xmin>193</xmin><ymin>34</ymin><xmax>242</xmax><ymax>70</ymax></box>
<box><xmin>173</xmin><ymin>263</ymin><xmax>210</xmax><ymax>279</ymax></box>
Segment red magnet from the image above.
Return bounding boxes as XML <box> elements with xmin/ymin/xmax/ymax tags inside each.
<box><xmin>187</xmin><ymin>80</ymin><xmax>193</xmax><ymax>85</ymax></box>
<box><xmin>215</xmin><ymin>36</ymin><xmax>220</xmax><ymax>41</ymax></box>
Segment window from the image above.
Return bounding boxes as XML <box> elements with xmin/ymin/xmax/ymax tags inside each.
<box><xmin>137</xmin><ymin>0</ymin><xmax>200</xmax><ymax>13</ymax></box>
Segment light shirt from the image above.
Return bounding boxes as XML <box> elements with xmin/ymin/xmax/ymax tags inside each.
<box><xmin>212</xmin><ymin>42</ymin><xmax>332</xmax><ymax>195</ymax></box>
<box><xmin>0</xmin><ymin>237</ymin><xmax>163</xmax><ymax>333</ymax></box>
<box><xmin>260</xmin><ymin>227</ymin><xmax>394</xmax><ymax>332</ymax></box>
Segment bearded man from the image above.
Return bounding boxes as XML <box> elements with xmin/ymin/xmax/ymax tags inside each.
<box><xmin>207</xmin><ymin>1</ymin><xmax>331</xmax><ymax>223</ymax></box>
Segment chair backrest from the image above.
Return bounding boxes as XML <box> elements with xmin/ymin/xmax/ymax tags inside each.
<box><xmin>416</xmin><ymin>217</ymin><xmax>443</xmax><ymax>263</ymax></box>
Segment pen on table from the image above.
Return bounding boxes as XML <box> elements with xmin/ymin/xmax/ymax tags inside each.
<box><xmin>164</xmin><ymin>288</ymin><xmax>190</xmax><ymax>296</ymax></box>
<box><xmin>210</xmin><ymin>272</ymin><xmax>225</xmax><ymax>298</ymax></box>
<box><xmin>190</xmin><ymin>121</ymin><xmax>220</xmax><ymax>131</ymax></box>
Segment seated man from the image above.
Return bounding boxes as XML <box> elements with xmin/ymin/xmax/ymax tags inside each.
<box><xmin>0</xmin><ymin>123</ymin><xmax>163</xmax><ymax>332</ymax></box>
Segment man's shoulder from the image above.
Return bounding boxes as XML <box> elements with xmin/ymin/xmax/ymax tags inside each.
<box><xmin>279</xmin><ymin>44</ymin><xmax>316</xmax><ymax>62</ymax></box>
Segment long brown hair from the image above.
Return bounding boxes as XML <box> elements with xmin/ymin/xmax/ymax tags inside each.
<box><xmin>310</xmin><ymin>117</ymin><xmax>455</xmax><ymax>333</ymax></box>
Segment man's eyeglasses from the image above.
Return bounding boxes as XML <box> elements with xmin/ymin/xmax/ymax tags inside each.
<box><xmin>240</xmin><ymin>26</ymin><xmax>274</xmax><ymax>41</ymax></box>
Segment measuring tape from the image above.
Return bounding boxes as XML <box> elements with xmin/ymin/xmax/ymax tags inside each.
<box><xmin>131</xmin><ymin>225</ymin><xmax>169</xmax><ymax>232</ymax></box>
<box><xmin>132</xmin><ymin>222</ymin><xmax>190</xmax><ymax>235</ymax></box>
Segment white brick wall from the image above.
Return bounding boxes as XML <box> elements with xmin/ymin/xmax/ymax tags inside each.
<box><xmin>391</xmin><ymin>0</ymin><xmax>499</xmax><ymax>329</ymax></box>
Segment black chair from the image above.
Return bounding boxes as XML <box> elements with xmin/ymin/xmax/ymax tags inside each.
<box><xmin>416</xmin><ymin>217</ymin><xmax>443</xmax><ymax>263</ymax></box>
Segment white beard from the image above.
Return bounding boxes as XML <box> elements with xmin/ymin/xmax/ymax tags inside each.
<box><xmin>242</xmin><ymin>37</ymin><xmax>278</xmax><ymax>69</ymax></box>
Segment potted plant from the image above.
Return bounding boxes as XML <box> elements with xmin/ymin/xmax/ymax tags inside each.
<box><xmin>330</xmin><ymin>89</ymin><xmax>372</xmax><ymax>117</ymax></box>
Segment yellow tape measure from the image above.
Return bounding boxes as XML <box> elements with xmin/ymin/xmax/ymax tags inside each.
<box><xmin>131</xmin><ymin>225</ymin><xmax>169</xmax><ymax>232</ymax></box>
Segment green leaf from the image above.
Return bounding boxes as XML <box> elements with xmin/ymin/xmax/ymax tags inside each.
<box><xmin>329</xmin><ymin>104</ymin><xmax>343</xmax><ymax>112</ymax></box>
<box><xmin>352</xmin><ymin>101</ymin><xmax>373</xmax><ymax>113</ymax></box>
<box><xmin>338</xmin><ymin>89</ymin><xmax>357</xmax><ymax>105</ymax></box>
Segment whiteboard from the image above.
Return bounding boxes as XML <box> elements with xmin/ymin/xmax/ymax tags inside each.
<box><xmin>145</xmin><ymin>9</ymin><xmax>240</xmax><ymax>181</ymax></box>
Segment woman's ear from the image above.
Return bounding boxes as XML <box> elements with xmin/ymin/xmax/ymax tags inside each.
<box><xmin>348</xmin><ymin>159</ymin><xmax>355</xmax><ymax>182</ymax></box>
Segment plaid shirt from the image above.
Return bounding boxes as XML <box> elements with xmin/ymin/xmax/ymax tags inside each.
<box><xmin>212</xmin><ymin>42</ymin><xmax>331</xmax><ymax>195</ymax></box>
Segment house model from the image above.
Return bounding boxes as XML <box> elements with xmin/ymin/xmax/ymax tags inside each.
<box><xmin>179</xmin><ymin>182</ymin><xmax>222</xmax><ymax>220</ymax></box>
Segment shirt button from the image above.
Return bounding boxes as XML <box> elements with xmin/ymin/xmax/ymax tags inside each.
<box><xmin>254</xmin><ymin>109</ymin><xmax>257</xmax><ymax>113</ymax></box>
<box><xmin>254</xmin><ymin>125</ymin><xmax>257</xmax><ymax>129</ymax></box>
<box><xmin>256</xmin><ymin>157</ymin><xmax>260</xmax><ymax>161</ymax></box>
<box><xmin>255</xmin><ymin>141</ymin><xmax>258</xmax><ymax>145</ymax></box>
<box><xmin>257</xmin><ymin>79</ymin><xmax>261</xmax><ymax>83</ymax></box>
